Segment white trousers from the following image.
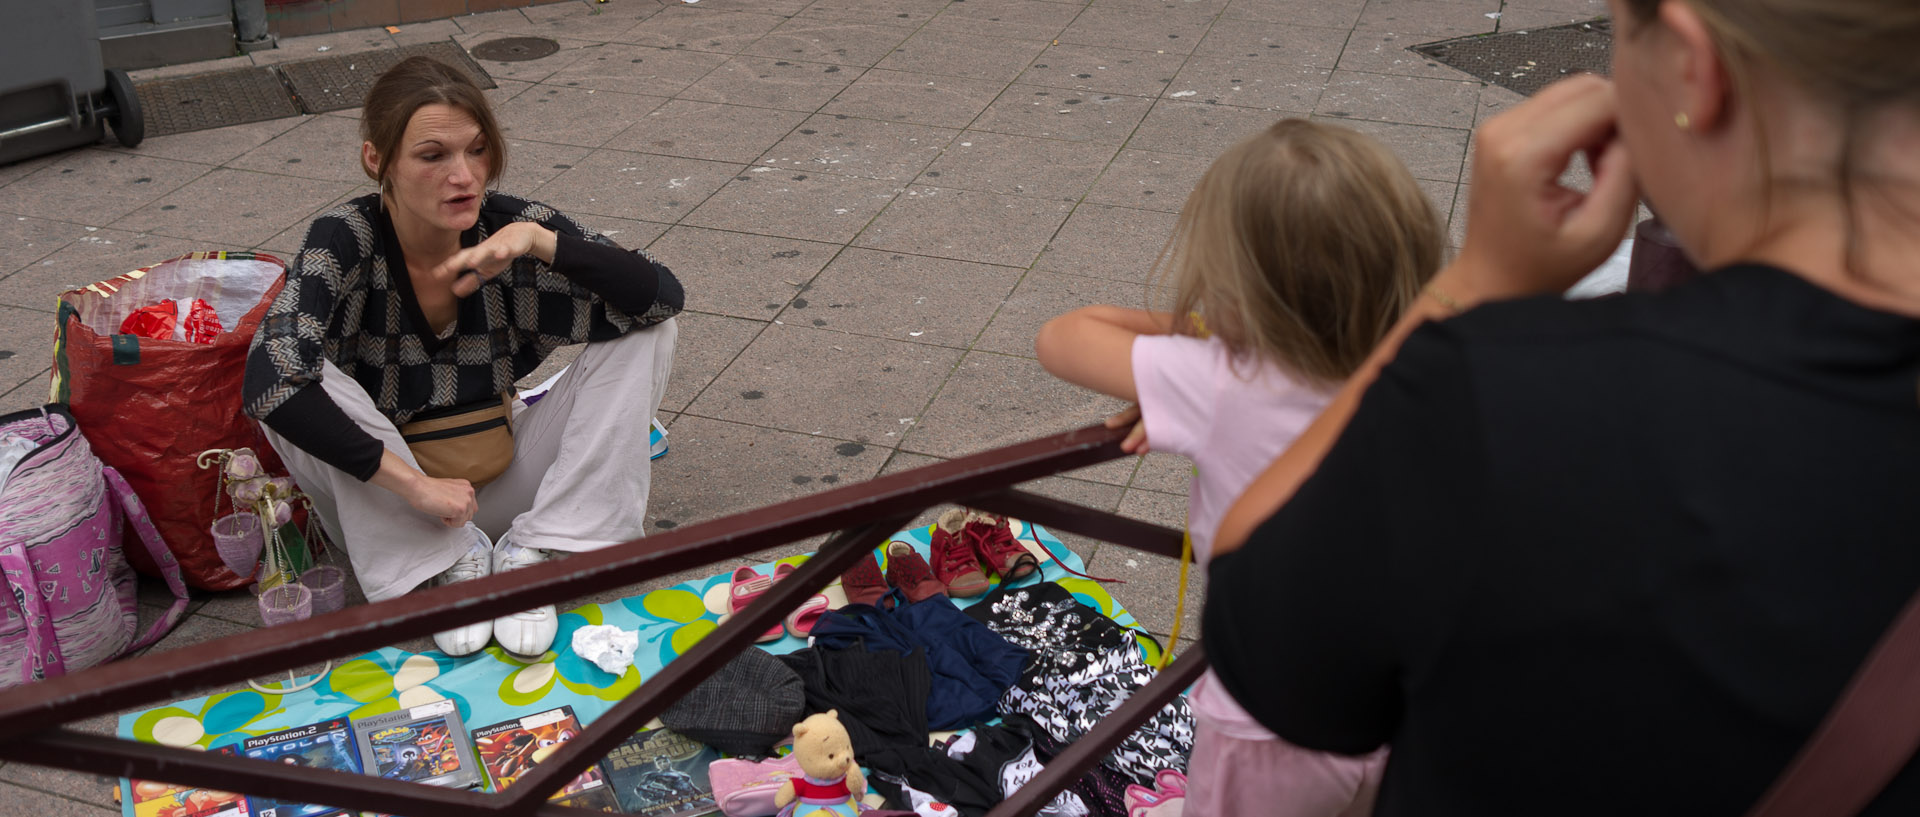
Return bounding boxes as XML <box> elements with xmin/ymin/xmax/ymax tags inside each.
<box><xmin>262</xmin><ymin>319</ymin><xmax>678</xmax><ymax>602</ymax></box>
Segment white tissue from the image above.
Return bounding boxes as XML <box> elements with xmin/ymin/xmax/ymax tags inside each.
<box><xmin>571</xmin><ymin>625</ymin><xmax>639</xmax><ymax>675</ymax></box>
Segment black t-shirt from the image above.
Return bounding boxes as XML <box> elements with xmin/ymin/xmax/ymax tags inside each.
<box><xmin>1205</xmin><ymin>264</ymin><xmax>1920</xmax><ymax>816</ymax></box>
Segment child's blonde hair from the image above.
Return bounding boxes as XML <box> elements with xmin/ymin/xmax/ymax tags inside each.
<box><xmin>1157</xmin><ymin>119</ymin><xmax>1443</xmax><ymax>385</ymax></box>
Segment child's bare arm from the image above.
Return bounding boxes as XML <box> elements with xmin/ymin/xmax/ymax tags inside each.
<box><xmin>1034</xmin><ymin>306</ymin><xmax>1176</xmax><ymax>402</ymax></box>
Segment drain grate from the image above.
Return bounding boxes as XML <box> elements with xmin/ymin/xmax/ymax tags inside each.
<box><xmin>1415</xmin><ymin>19</ymin><xmax>1612</xmax><ymax>97</ymax></box>
<box><xmin>131</xmin><ymin>41</ymin><xmax>496</xmax><ymax>136</ymax></box>
<box><xmin>136</xmin><ymin>66</ymin><xmax>302</xmax><ymax>138</ymax></box>
<box><xmin>468</xmin><ymin>36</ymin><xmax>560</xmax><ymax>62</ymax></box>
<box><xmin>279</xmin><ymin>41</ymin><xmax>496</xmax><ymax>114</ymax></box>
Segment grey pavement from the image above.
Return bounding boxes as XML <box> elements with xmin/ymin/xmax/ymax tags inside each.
<box><xmin>0</xmin><ymin>0</ymin><xmax>1605</xmax><ymax>809</ymax></box>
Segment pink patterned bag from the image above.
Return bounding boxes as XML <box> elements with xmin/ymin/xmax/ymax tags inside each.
<box><xmin>0</xmin><ymin>405</ymin><xmax>188</xmax><ymax>688</ymax></box>
<box><xmin>710</xmin><ymin>755</ymin><xmax>805</xmax><ymax>817</ymax></box>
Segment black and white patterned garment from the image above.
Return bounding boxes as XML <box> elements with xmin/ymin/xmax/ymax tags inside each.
<box><xmin>964</xmin><ymin>581</ymin><xmax>1193</xmax><ymax>788</ymax></box>
<box><xmin>241</xmin><ymin>191</ymin><xmax>682</xmax><ymax>479</ymax></box>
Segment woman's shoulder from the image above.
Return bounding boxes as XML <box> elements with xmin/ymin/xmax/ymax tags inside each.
<box><xmin>295</xmin><ymin>193</ymin><xmax>382</xmax><ymax>258</ymax></box>
<box><xmin>477</xmin><ymin>191</ymin><xmax>576</xmax><ymax>229</ymax></box>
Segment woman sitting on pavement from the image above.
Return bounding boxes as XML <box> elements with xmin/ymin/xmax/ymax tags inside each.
<box><xmin>242</xmin><ymin>56</ymin><xmax>682</xmax><ymax>659</ymax></box>
<box><xmin>1203</xmin><ymin>0</ymin><xmax>1920</xmax><ymax>813</ymax></box>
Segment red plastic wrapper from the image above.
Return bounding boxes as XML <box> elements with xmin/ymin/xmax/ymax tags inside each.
<box><xmin>54</xmin><ymin>253</ymin><xmax>293</xmax><ymax>591</ymax></box>
<box><xmin>118</xmin><ymin>299</ymin><xmax>179</xmax><ymax>341</ymax></box>
<box><xmin>183</xmin><ymin>298</ymin><xmax>223</xmax><ymax>344</ymax></box>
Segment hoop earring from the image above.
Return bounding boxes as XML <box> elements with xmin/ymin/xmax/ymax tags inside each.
<box><xmin>1674</xmin><ymin>112</ymin><xmax>1690</xmax><ymax>130</ymax></box>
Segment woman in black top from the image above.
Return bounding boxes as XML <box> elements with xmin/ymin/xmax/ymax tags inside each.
<box><xmin>1202</xmin><ymin>0</ymin><xmax>1920</xmax><ymax>814</ymax></box>
<box><xmin>242</xmin><ymin>57</ymin><xmax>682</xmax><ymax>658</ymax></box>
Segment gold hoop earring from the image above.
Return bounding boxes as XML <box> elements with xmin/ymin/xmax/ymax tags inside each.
<box><xmin>1674</xmin><ymin>112</ymin><xmax>1691</xmax><ymax>130</ymax></box>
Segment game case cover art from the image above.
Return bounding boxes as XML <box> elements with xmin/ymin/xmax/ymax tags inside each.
<box><xmin>126</xmin><ymin>754</ymin><xmax>251</xmax><ymax>817</ymax></box>
<box><xmin>237</xmin><ymin>716</ymin><xmax>363</xmax><ymax>817</ymax></box>
<box><xmin>602</xmin><ymin>727</ymin><xmax>720</xmax><ymax>817</ymax></box>
<box><xmin>352</xmin><ymin>700</ymin><xmax>482</xmax><ymax>790</ymax></box>
<box><xmin>471</xmin><ymin>705</ymin><xmax>618</xmax><ymax>812</ymax></box>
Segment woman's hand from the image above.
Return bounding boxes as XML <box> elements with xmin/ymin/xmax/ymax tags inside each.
<box><xmin>1450</xmin><ymin>75</ymin><xmax>1639</xmax><ymax>304</ymax></box>
<box><xmin>407</xmin><ymin>475</ymin><xmax>479</xmax><ymax>528</ymax></box>
<box><xmin>439</xmin><ymin>222</ymin><xmax>558</xmax><ymax>298</ymax></box>
<box><xmin>370</xmin><ymin>450</ymin><xmax>478</xmax><ymax>528</ymax></box>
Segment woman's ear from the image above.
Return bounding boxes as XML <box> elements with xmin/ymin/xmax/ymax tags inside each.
<box><xmin>1658</xmin><ymin>0</ymin><xmax>1732</xmax><ymax>133</ymax></box>
<box><xmin>361</xmin><ymin>140</ymin><xmax>382</xmax><ymax>183</ymax></box>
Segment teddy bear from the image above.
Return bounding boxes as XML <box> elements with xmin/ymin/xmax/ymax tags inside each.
<box><xmin>774</xmin><ymin>710</ymin><xmax>868</xmax><ymax>817</ymax></box>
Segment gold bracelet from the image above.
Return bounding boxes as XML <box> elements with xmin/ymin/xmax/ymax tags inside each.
<box><xmin>1424</xmin><ymin>285</ymin><xmax>1464</xmax><ymax>313</ymax></box>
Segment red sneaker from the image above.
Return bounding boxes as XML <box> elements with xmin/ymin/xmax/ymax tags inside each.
<box><xmin>884</xmin><ymin>540</ymin><xmax>948</xmax><ymax>603</ymax></box>
<box><xmin>930</xmin><ymin>509</ymin><xmax>991</xmax><ymax>598</ymax></box>
<box><xmin>840</xmin><ymin>551</ymin><xmax>888</xmax><ymax>608</ymax></box>
<box><xmin>966</xmin><ymin>512</ymin><xmax>1038</xmax><ymax>582</ymax></box>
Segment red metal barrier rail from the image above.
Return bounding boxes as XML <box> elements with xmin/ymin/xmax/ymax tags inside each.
<box><xmin>0</xmin><ymin>423</ymin><xmax>1201</xmax><ymax>817</ymax></box>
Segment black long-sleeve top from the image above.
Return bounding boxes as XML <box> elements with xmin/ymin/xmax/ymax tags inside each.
<box><xmin>242</xmin><ymin>192</ymin><xmax>683</xmax><ymax>480</ymax></box>
<box><xmin>1206</xmin><ymin>264</ymin><xmax>1920</xmax><ymax>816</ymax></box>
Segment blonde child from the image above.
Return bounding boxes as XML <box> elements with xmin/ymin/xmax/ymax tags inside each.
<box><xmin>1035</xmin><ymin>119</ymin><xmax>1443</xmax><ymax>817</ymax></box>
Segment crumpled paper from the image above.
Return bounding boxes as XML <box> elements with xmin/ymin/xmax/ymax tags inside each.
<box><xmin>570</xmin><ymin>624</ymin><xmax>639</xmax><ymax>675</ymax></box>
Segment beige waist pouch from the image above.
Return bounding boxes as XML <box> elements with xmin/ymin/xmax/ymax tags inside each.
<box><xmin>399</xmin><ymin>392</ymin><xmax>515</xmax><ymax>487</ymax></box>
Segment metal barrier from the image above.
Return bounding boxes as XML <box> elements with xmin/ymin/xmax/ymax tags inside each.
<box><xmin>0</xmin><ymin>422</ymin><xmax>1206</xmax><ymax>817</ymax></box>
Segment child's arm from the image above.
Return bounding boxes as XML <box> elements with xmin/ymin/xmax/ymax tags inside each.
<box><xmin>1034</xmin><ymin>306</ymin><xmax>1176</xmax><ymax>402</ymax></box>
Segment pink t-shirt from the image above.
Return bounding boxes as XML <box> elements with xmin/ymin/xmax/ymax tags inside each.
<box><xmin>1133</xmin><ymin>333</ymin><xmax>1333</xmax><ymax>740</ymax></box>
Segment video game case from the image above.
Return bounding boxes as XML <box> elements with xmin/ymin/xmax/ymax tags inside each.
<box><xmin>471</xmin><ymin>706</ymin><xmax>618</xmax><ymax>813</ymax></box>
<box><xmin>602</xmin><ymin>727</ymin><xmax>721</xmax><ymax>817</ymax></box>
<box><xmin>235</xmin><ymin>716</ymin><xmax>363</xmax><ymax>817</ymax></box>
<box><xmin>125</xmin><ymin>752</ymin><xmax>252</xmax><ymax>817</ymax></box>
<box><xmin>352</xmin><ymin>699</ymin><xmax>483</xmax><ymax>791</ymax></box>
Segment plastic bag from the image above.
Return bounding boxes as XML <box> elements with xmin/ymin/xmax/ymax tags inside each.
<box><xmin>53</xmin><ymin>252</ymin><xmax>292</xmax><ymax>591</ymax></box>
<box><xmin>118</xmin><ymin>298</ymin><xmax>223</xmax><ymax>344</ymax></box>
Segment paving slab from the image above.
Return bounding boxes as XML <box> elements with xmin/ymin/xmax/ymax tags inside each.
<box><xmin>1083</xmin><ymin>148</ymin><xmax>1212</xmax><ymax>212</ymax></box>
<box><xmin>904</xmin><ymin>350</ymin><xmax>1127</xmax><ymax>459</ymax></box>
<box><xmin>1</xmin><ymin>151</ymin><xmax>210</xmax><ymax>225</ymax></box>
<box><xmin>970</xmin><ymin>85</ymin><xmax>1156</xmax><ymax>144</ymax></box>
<box><xmin>919</xmin><ymin>131</ymin><xmax>1118</xmax><ymax>200</ymax></box>
<box><xmin>758</xmin><ymin>114</ymin><xmax>959</xmax><ymax>182</ymax></box>
<box><xmin>742</xmin><ymin>18</ymin><xmax>918</xmax><ymax>66</ymax></box>
<box><xmin>493</xmin><ymin>84</ymin><xmax>668</xmax><ymax>147</ymax></box>
<box><xmin>647</xmin><ymin>415</ymin><xmax>891</xmax><ymax>531</ymax></box>
<box><xmin>795</xmin><ymin>247</ymin><xmax>1023</xmax><ymax>348</ymax></box>
<box><xmin>687</xmin><ymin>322</ymin><xmax>962</xmax><ymax>442</ymax></box>
<box><xmin>532</xmin><ymin>149</ymin><xmax>742</xmax><ymax>222</ymax></box>
<box><xmin>684</xmin><ymin>170</ymin><xmax>903</xmax><ymax>244</ymax></box>
<box><xmin>1034</xmin><ymin>203</ymin><xmax>1180</xmax><ymax>283</ymax></box>
<box><xmin>875</xmin><ymin>30</ymin><xmax>1051</xmax><ymax>82</ymax></box>
<box><xmin>1016</xmin><ymin>43</ymin><xmax>1188</xmax><ymax>98</ymax></box>
<box><xmin>543</xmin><ymin>42</ymin><xmax>733</xmax><ymax>96</ymax></box>
<box><xmin>854</xmin><ymin>185</ymin><xmax>1073</xmax><ymax>268</ymax></box>
<box><xmin>820</xmin><ymin>70</ymin><xmax>1007</xmax><ymax>129</ymax></box>
<box><xmin>642</xmin><ymin>225</ymin><xmax>838</xmax><ymax>319</ymax></box>
<box><xmin>922</xmin><ymin>0</ymin><xmax>1085</xmax><ymax>42</ymax></box>
<box><xmin>607</xmin><ymin>99</ymin><xmax>811</xmax><ymax>163</ymax></box>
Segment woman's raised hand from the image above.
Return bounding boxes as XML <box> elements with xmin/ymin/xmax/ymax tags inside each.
<box><xmin>1451</xmin><ymin>75</ymin><xmax>1640</xmax><ymax>302</ymax></box>
<box><xmin>440</xmin><ymin>221</ymin><xmax>558</xmax><ymax>298</ymax></box>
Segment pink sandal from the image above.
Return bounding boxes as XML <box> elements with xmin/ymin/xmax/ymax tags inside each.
<box><xmin>728</xmin><ymin>566</ymin><xmax>786</xmax><ymax>643</ymax></box>
<box><xmin>772</xmin><ymin>563</ymin><xmax>831</xmax><ymax>638</ymax></box>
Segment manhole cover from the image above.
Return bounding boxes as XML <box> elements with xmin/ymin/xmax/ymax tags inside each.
<box><xmin>279</xmin><ymin>41</ymin><xmax>495</xmax><ymax>114</ymax></box>
<box><xmin>1415</xmin><ymin>19</ymin><xmax>1612</xmax><ymax>97</ymax></box>
<box><xmin>470</xmin><ymin>37</ymin><xmax>561</xmax><ymax>62</ymax></box>
<box><xmin>135</xmin><ymin>66</ymin><xmax>301</xmax><ymax>138</ymax></box>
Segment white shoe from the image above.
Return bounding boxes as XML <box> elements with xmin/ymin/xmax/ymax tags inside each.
<box><xmin>492</xmin><ymin>535</ymin><xmax>559</xmax><ymax>658</ymax></box>
<box><xmin>431</xmin><ymin>530</ymin><xmax>494</xmax><ymax>656</ymax></box>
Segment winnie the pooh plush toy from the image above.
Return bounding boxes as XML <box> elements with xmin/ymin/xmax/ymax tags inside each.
<box><xmin>774</xmin><ymin>710</ymin><xmax>868</xmax><ymax>816</ymax></box>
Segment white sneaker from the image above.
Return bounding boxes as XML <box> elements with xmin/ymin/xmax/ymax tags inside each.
<box><xmin>431</xmin><ymin>530</ymin><xmax>494</xmax><ymax>656</ymax></box>
<box><xmin>492</xmin><ymin>535</ymin><xmax>559</xmax><ymax>658</ymax></box>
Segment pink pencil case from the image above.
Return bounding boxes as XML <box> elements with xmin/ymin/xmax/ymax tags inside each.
<box><xmin>710</xmin><ymin>755</ymin><xmax>805</xmax><ymax>817</ymax></box>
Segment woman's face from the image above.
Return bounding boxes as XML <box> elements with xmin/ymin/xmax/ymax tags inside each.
<box><xmin>371</xmin><ymin>103</ymin><xmax>490</xmax><ymax>234</ymax></box>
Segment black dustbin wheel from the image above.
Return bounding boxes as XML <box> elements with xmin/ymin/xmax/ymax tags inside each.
<box><xmin>104</xmin><ymin>69</ymin><xmax>144</xmax><ymax>148</ymax></box>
